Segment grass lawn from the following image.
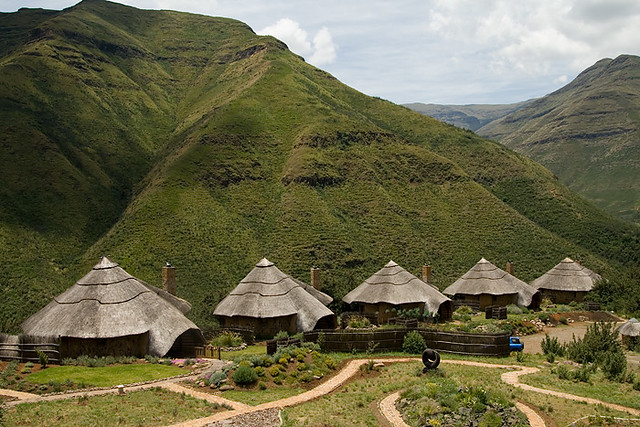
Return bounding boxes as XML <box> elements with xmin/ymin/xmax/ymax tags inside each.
<box><xmin>2</xmin><ymin>387</ymin><xmax>225</xmax><ymax>427</ymax></box>
<box><xmin>26</xmin><ymin>364</ymin><xmax>186</xmax><ymax>388</ymax></box>
<box><xmin>521</xmin><ymin>365</ymin><xmax>640</xmax><ymax>410</ymax></box>
<box><xmin>220</xmin><ymin>345</ymin><xmax>267</xmax><ymax>360</ymax></box>
<box><xmin>222</xmin><ymin>387</ymin><xmax>306</xmax><ymax>406</ymax></box>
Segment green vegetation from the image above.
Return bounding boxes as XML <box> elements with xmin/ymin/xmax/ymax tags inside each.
<box><xmin>478</xmin><ymin>55</ymin><xmax>640</xmax><ymax>223</ymax></box>
<box><xmin>210</xmin><ymin>331</ymin><xmax>244</xmax><ymax>348</ymax></box>
<box><xmin>402</xmin><ymin>330</ymin><xmax>427</xmax><ymax>354</ymax></box>
<box><xmin>0</xmin><ymin>1</ymin><xmax>639</xmax><ymax>336</ymax></box>
<box><xmin>1</xmin><ymin>387</ymin><xmax>224</xmax><ymax>427</ymax></box>
<box><xmin>398</xmin><ymin>378</ymin><xmax>527</xmax><ymax>426</ymax></box>
<box><xmin>26</xmin><ymin>364</ymin><xmax>185</xmax><ymax>387</ymax></box>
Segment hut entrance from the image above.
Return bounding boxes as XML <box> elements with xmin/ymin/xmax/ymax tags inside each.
<box><xmin>167</xmin><ymin>329</ymin><xmax>205</xmax><ymax>358</ymax></box>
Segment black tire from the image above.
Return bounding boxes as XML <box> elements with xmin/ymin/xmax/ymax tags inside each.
<box><xmin>421</xmin><ymin>348</ymin><xmax>440</xmax><ymax>369</ymax></box>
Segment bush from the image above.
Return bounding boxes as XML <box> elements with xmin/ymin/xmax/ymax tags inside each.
<box><xmin>556</xmin><ymin>365</ymin><xmax>571</xmax><ymax>380</ymax></box>
<box><xmin>232</xmin><ymin>366</ymin><xmax>258</xmax><ymax>385</ymax></box>
<box><xmin>208</xmin><ymin>371</ymin><xmax>227</xmax><ymax>387</ymax></box>
<box><xmin>541</xmin><ymin>334</ymin><xmax>565</xmax><ymax>357</ymax></box>
<box><xmin>537</xmin><ymin>312</ymin><xmax>550</xmax><ymax>323</ymax></box>
<box><xmin>634</xmin><ymin>379</ymin><xmax>640</xmax><ymax>392</ymax></box>
<box><xmin>506</xmin><ymin>304</ymin><xmax>522</xmax><ymax>315</ymax></box>
<box><xmin>211</xmin><ymin>331</ymin><xmax>244</xmax><ymax>348</ymax></box>
<box><xmin>347</xmin><ymin>316</ymin><xmax>371</xmax><ymax>329</ymax></box>
<box><xmin>601</xmin><ymin>350</ymin><xmax>627</xmax><ymax>381</ymax></box>
<box><xmin>35</xmin><ymin>349</ymin><xmax>49</xmax><ymax>368</ymax></box>
<box><xmin>274</xmin><ymin>330</ymin><xmax>289</xmax><ymax>340</ymax></box>
<box><xmin>403</xmin><ymin>331</ymin><xmax>426</xmax><ymax>354</ymax></box>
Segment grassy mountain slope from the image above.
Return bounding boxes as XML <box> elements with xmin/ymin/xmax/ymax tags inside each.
<box><xmin>404</xmin><ymin>101</ymin><xmax>530</xmax><ymax>131</ymax></box>
<box><xmin>478</xmin><ymin>55</ymin><xmax>640</xmax><ymax>222</ymax></box>
<box><xmin>1</xmin><ymin>1</ymin><xmax>639</xmax><ymax>332</ymax></box>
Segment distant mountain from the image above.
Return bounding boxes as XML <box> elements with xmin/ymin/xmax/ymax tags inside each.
<box><xmin>477</xmin><ymin>55</ymin><xmax>640</xmax><ymax>222</ymax></box>
<box><xmin>404</xmin><ymin>102</ymin><xmax>530</xmax><ymax>131</ymax></box>
<box><xmin>1</xmin><ymin>1</ymin><xmax>639</xmax><ymax>332</ymax></box>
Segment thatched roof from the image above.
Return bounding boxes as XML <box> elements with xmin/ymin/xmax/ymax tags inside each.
<box><xmin>213</xmin><ymin>258</ymin><xmax>335</xmax><ymax>332</ymax></box>
<box><xmin>342</xmin><ymin>261</ymin><xmax>450</xmax><ymax>315</ymax></box>
<box><xmin>617</xmin><ymin>318</ymin><xmax>640</xmax><ymax>337</ymax></box>
<box><xmin>530</xmin><ymin>257</ymin><xmax>601</xmax><ymax>292</ymax></box>
<box><xmin>443</xmin><ymin>258</ymin><xmax>539</xmax><ymax>307</ymax></box>
<box><xmin>22</xmin><ymin>257</ymin><xmax>202</xmax><ymax>356</ymax></box>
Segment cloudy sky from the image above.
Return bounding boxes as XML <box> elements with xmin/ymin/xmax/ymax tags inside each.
<box><xmin>3</xmin><ymin>0</ymin><xmax>640</xmax><ymax>104</ymax></box>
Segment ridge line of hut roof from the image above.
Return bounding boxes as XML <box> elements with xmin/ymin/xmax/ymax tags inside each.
<box><xmin>76</xmin><ymin>277</ymin><xmax>136</xmax><ymax>286</ymax></box>
<box><xmin>54</xmin><ymin>291</ymin><xmax>151</xmax><ymax>305</ymax></box>
<box><xmin>364</xmin><ymin>277</ymin><xmax>426</xmax><ymax>287</ymax></box>
<box><xmin>230</xmin><ymin>289</ymin><xmax>308</xmax><ymax>297</ymax></box>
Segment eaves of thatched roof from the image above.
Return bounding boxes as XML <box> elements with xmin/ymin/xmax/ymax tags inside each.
<box><xmin>21</xmin><ymin>257</ymin><xmax>202</xmax><ymax>356</ymax></box>
<box><xmin>342</xmin><ymin>260</ymin><xmax>450</xmax><ymax>315</ymax></box>
<box><xmin>213</xmin><ymin>258</ymin><xmax>335</xmax><ymax>332</ymax></box>
<box><xmin>443</xmin><ymin>258</ymin><xmax>539</xmax><ymax>307</ymax></box>
<box><xmin>530</xmin><ymin>257</ymin><xmax>601</xmax><ymax>292</ymax></box>
<box><xmin>617</xmin><ymin>318</ymin><xmax>640</xmax><ymax>337</ymax></box>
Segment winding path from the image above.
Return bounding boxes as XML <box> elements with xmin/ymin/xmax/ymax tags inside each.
<box><xmin>2</xmin><ymin>357</ymin><xmax>639</xmax><ymax>426</ymax></box>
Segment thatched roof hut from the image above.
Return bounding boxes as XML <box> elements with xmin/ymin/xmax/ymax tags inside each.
<box><xmin>443</xmin><ymin>258</ymin><xmax>540</xmax><ymax>310</ymax></box>
<box><xmin>342</xmin><ymin>261</ymin><xmax>452</xmax><ymax>322</ymax></box>
<box><xmin>617</xmin><ymin>318</ymin><xmax>640</xmax><ymax>337</ymax></box>
<box><xmin>530</xmin><ymin>258</ymin><xmax>601</xmax><ymax>303</ymax></box>
<box><xmin>22</xmin><ymin>257</ymin><xmax>204</xmax><ymax>357</ymax></box>
<box><xmin>213</xmin><ymin>258</ymin><xmax>336</xmax><ymax>337</ymax></box>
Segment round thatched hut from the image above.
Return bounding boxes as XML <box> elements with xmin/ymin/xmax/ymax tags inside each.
<box><xmin>530</xmin><ymin>257</ymin><xmax>601</xmax><ymax>304</ymax></box>
<box><xmin>21</xmin><ymin>257</ymin><xmax>204</xmax><ymax>358</ymax></box>
<box><xmin>213</xmin><ymin>258</ymin><xmax>336</xmax><ymax>337</ymax></box>
<box><xmin>443</xmin><ymin>258</ymin><xmax>540</xmax><ymax>310</ymax></box>
<box><xmin>342</xmin><ymin>260</ymin><xmax>452</xmax><ymax>323</ymax></box>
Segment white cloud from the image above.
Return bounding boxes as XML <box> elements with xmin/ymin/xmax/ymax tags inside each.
<box><xmin>309</xmin><ymin>27</ymin><xmax>336</xmax><ymax>65</ymax></box>
<box><xmin>259</xmin><ymin>18</ymin><xmax>337</xmax><ymax>66</ymax></box>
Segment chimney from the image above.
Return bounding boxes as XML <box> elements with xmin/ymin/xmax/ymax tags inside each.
<box><xmin>422</xmin><ymin>265</ymin><xmax>432</xmax><ymax>284</ymax></box>
<box><xmin>506</xmin><ymin>261</ymin><xmax>515</xmax><ymax>275</ymax></box>
<box><xmin>310</xmin><ymin>266</ymin><xmax>321</xmax><ymax>290</ymax></box>
<box><xmin>162</xmin><ymin>262</ymin><xmax>176</xmax><ymax>295</ymax></box>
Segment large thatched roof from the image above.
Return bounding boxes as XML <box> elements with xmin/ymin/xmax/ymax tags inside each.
<box><xmin>617</xmin><ymin>318</ymin><xmax>640</xmax><ymax>337</ymax></box>
<box><xmin>443</xmin><ymin>258</ymin><xmax>539</xmax><ymax>307</ymax></box>
<box><xmin>22</xmin><ymin>257</ymin><xmax>202</xmax><ymax>356</ymax></box>
<box><xmin>342</xmin><ymin>261</ymin><xmax>450</xmax><ymax>315</ymax></box>
<box><xmin>213</xmin><ymin>258</ymin><xmax>335</xmax><ymax>332</ymax></box>
<box><xmin>530</xmin><ymin>257</ymin><xmax>601</xmax><ymax>292</ymax></box>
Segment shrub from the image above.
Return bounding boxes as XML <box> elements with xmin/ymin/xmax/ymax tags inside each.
<box><xmin>634</xmin><ymin>379</ymin><xmax>640</xmax><ymax>392</ymax></box>
<box><xmin>254</xmin><ymin>366</ymin><xmax>266</xmax><ymax>377</ymax></box>
<box><xmin>208</xmin><ymin>371</ymin><xmax>227</xmax><ymax>387</ymax></box>
<box><xmin>274</xmin><ymin>330</ymin><xmax>289</xmax><ymax>340</ymax></box>
<box><xmin>572</xmin><ymin>364</ymin><xmax>592</xmax><ymax>383</ymax></box>
<box><xmin>316</xmin><ymin>332</ymin><xmax>325</xmax><ymax>351</ymax></box>
<box><xmin>546</xmin><ymin>353</ymin><xmax>555</xmax><ymax>363</ymax></box>
<box><xmin>347</xmin><ymin>316</ymin><xmax>371</xmax><ymax>329</ymax></box>
<box><xmin>556</xmin><ymin>365</ymin><xmax>571</xmax><ymax>380</ymax></box>
<box><xmin>538</xmin><ymin>312</ymin><xmax>550</xmax><ymax>323</ymax></box>
<box><xmin>258</xmin><ymin>381</ymin><xmax>267</xmax><ymax>390</ymax></box>
<box><xmin>24</xmin><ymin>362</ymin><xmax>34</xmax><ymax>368</ymax></box>
<box><xmin>403</xmin><ymin>331</ymin><xmax>426</xmax><ymax>354</ymax></box>
<box><xmin>35</xmin><ymin>349</ymin><xmax>49</xmax><ymax>368</ymax></box>
<box><xmin>268</xmin><ymin>365</ymin><xmax>281</xmax><ymax>377</ymax></box>
<box><xmin>601</xmin><ymin>350</ymin><xmax>626</xmax><ymax>381</ymax></box>
<box><xmin>211</xmin><ymin>331</ymin><xmax>244</xmax><ymax>348</ymax></box>
<box><xmin>232</xmin><ymin>366</ymin><xmax>258</xmax><ymax>385</ymax></box>
<box><xmin>559</xmin><ymin>317</ymin><xmax>569</xmax><ymax>325</ymax></box>
<box><xmin>506</xmin><ymin>304</ymin><xmax>522</xmax><ymax>315</ymax></box>
<box><xmin>541</xmin><ymin>334</ymin><xmax>565</xmax><ymax>357</ymax></box>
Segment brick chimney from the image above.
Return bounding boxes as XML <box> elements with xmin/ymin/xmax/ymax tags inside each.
<box><xmin>506</xmin><ymin>261</ymin><xmax>515</xmax><ymax>275</ymax></box>
<box><xmin>422</xmin><ymin>265</ymin><xmax>432</xmax><ymax>284</ymax></box>
<box><xmin>162</xmin><ymin>262</ymin><xmax>176</xmax><ymax>295</ymax></box>
<box><xmin>310</xmin><ymin>266</ymin><xmax>321</xmax><ymax>290</ymax></box>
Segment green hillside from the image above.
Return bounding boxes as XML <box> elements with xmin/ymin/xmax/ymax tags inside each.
<box><xmin>478</xmin><ymin>55</ymin><xmax>640</xmax><ymax>223</ymax></box>
<box><xmin>1</xmin><ymin>0</ymin><xmax>639</xmax><ymax>332</ymax></box>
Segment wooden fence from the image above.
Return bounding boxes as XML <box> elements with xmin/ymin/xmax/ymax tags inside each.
<box><xmin>304</xmin><ymin>328</ymin><xmax>510</xmax><ymax>356</ymax></box>
<box><xmin>194</xmin><ymin>345</ymin><xmax>221</xmax><ymax>359</ymax></box>
<box><xmin>0</xmin><ymin>334</ymin><xmax>61</xmax><ymax>364</ymax></box>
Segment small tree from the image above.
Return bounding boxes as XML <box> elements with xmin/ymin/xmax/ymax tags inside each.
<box><xmin>35</xmin><ymin>349</ymin><xmax>49</xmax><ymax>368</ymax></box>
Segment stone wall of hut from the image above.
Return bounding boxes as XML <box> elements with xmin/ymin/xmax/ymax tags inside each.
<box><xmin>60</xmin><ymin>333</ymin><xmax>149</xmax><ymax>358</ymax></box>
<box><xmin>220</xmin><ymin>315</ymin><xmax>296</xmax><ymax>338</ymax></box>
<box><xmin>539</xmin><ymin>289</ymin><xmax>588</xmax><ymax>304</ymax></box>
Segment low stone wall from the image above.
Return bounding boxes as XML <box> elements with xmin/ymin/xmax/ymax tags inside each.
<box><xmin>304</xmin><ymin>328</ymin><xmax>510</xmax><ymax>356</ymax></box>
